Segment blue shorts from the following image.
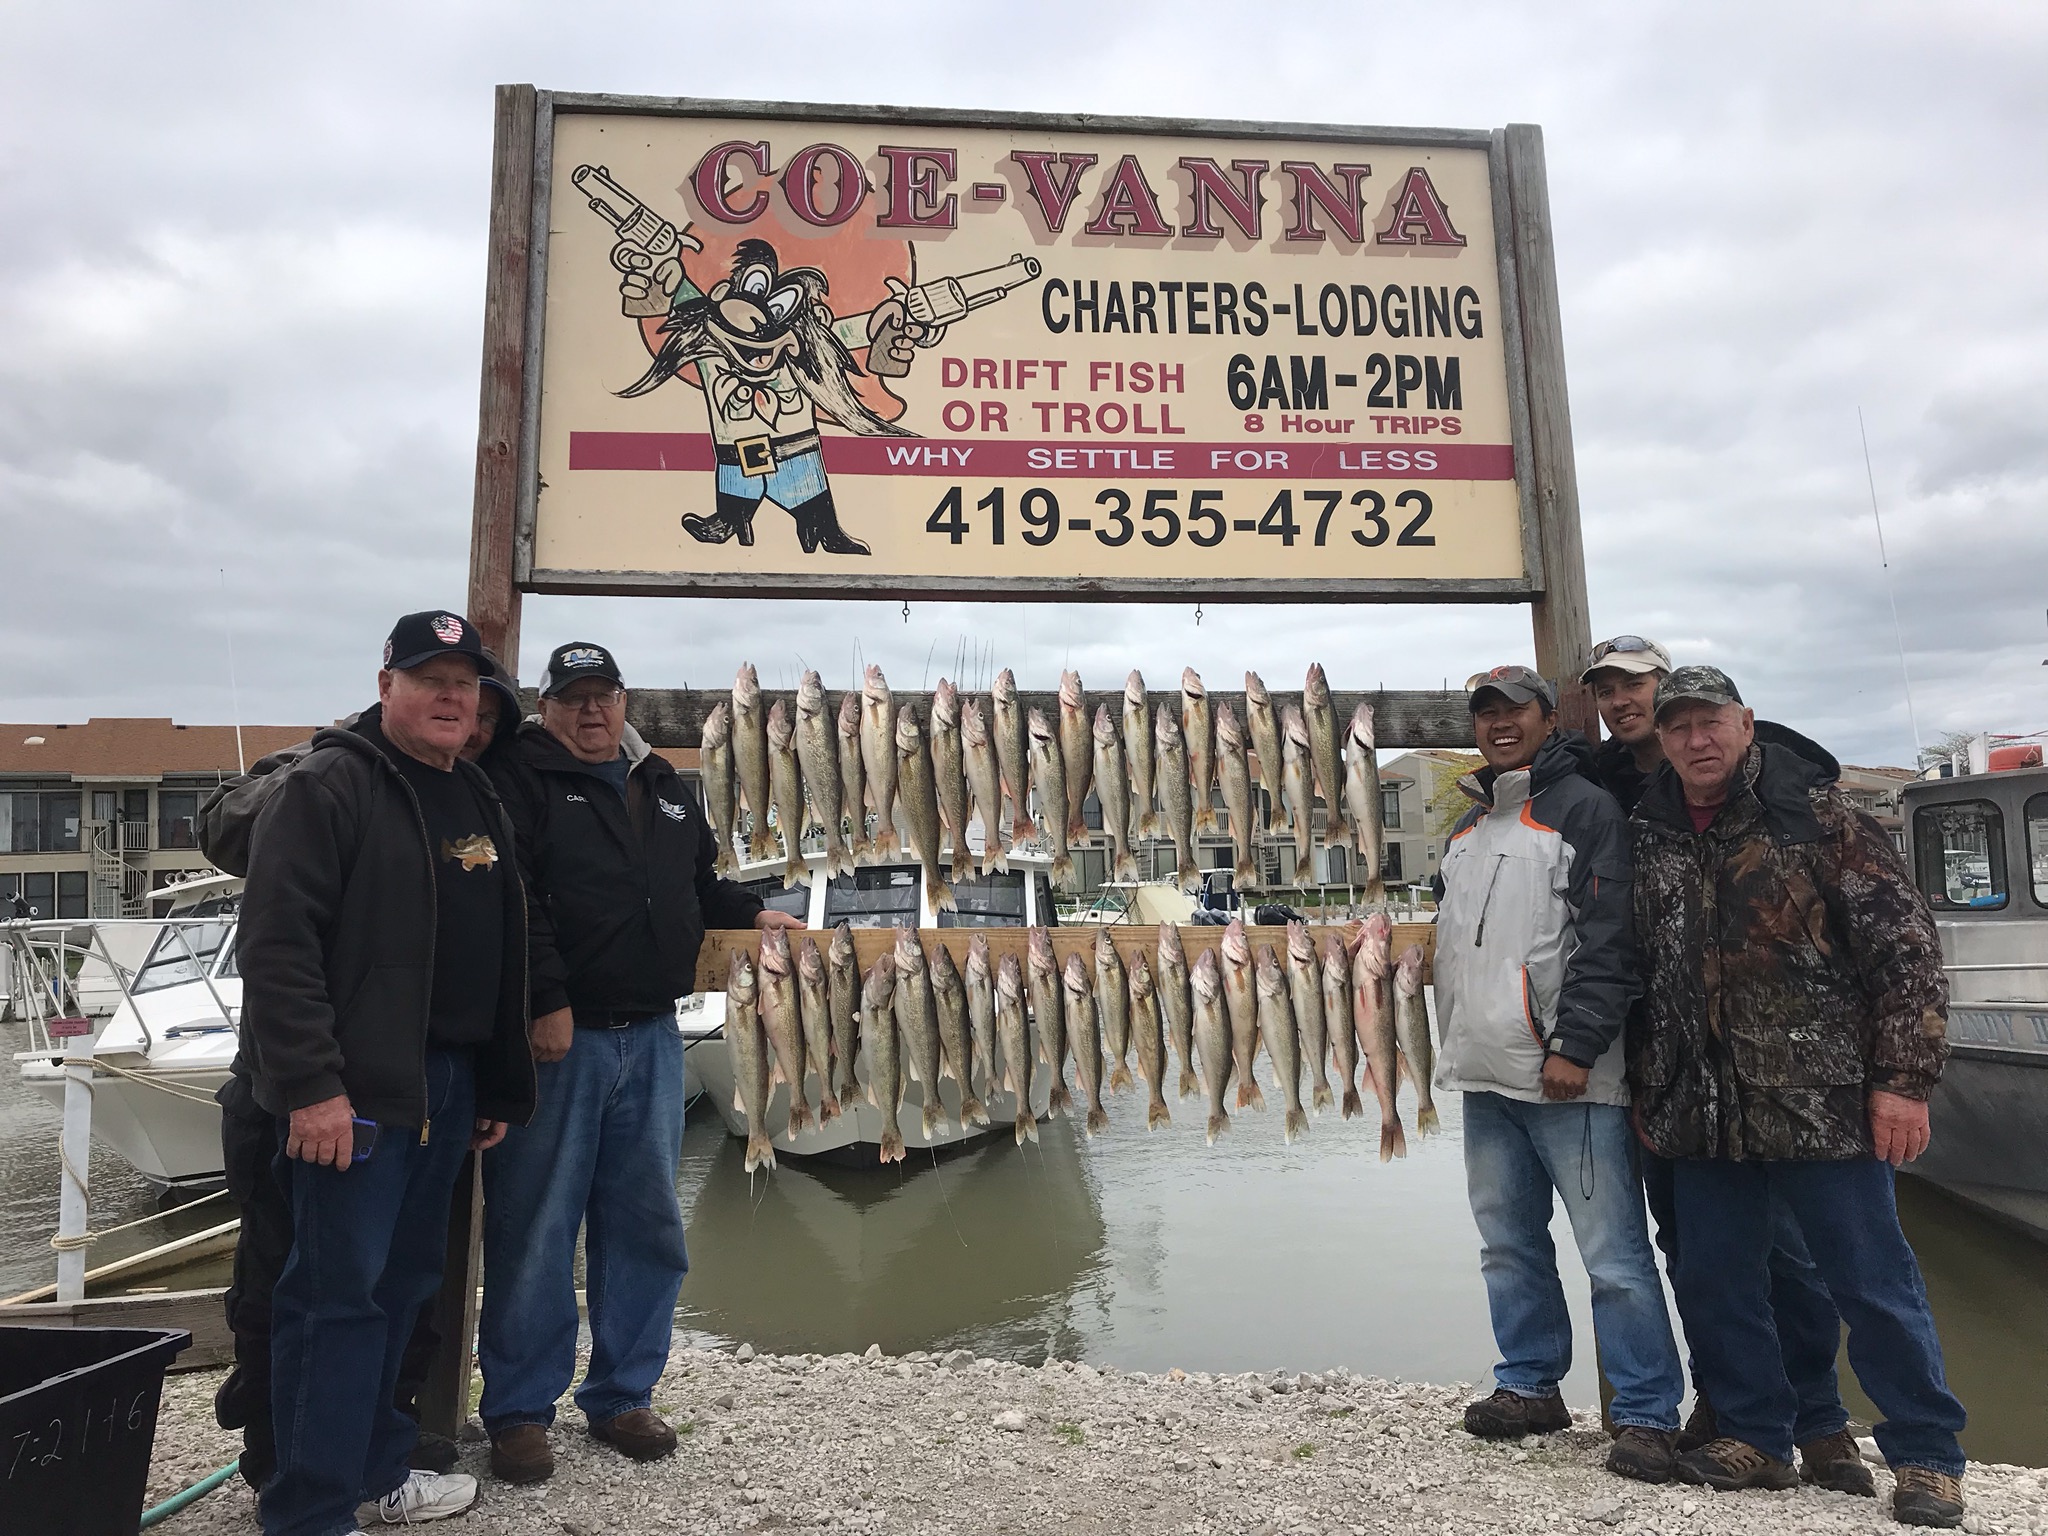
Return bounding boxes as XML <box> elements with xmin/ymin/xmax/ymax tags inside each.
<box><xmin>717</xmin><ymin>446</ymin><xmax>828</xmax><ymax>506</ymax></box>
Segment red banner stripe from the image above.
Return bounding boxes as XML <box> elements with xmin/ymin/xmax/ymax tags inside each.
<box><xmin>567</xmin><ymin>432</ymin><xmax>1512</xmax><ymax>480</ymax></box>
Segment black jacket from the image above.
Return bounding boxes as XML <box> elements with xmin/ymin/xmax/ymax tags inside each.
<box><xmin>490</xmin><ymin>721</ymin><xmax>763</xmax><ymax>1022</ymax></box>
<box><xmin>233</xmin><ymin>708</ymin><xmax>537</xmax><ymax>1127</ymax></box>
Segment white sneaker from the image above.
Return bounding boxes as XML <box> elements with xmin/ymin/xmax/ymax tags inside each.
<box><xmin>364</xmin><ymin>1468</ymin><xmax>479</xmax><ymax>1524</ymax></box>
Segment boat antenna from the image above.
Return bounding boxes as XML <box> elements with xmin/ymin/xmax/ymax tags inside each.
<box><xmin>220</xmin><ymin>568</ymin><xmax>247</xmax><ymax>774</ymax></box>
<box><xmin>1858</xmin><ymin>409</ymin><xmax>1921</xmax><ymax>755</ymax></box>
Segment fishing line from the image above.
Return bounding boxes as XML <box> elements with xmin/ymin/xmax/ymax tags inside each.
<box><xmin>925</xmin><ymin>1141</ymin><xmax>970</xmax><ymax>1249</ymax></box>
<box><xmin>1859</xmin><ymin>407</ymin><xmax>1922</xmax><ymax>754</ymax></box>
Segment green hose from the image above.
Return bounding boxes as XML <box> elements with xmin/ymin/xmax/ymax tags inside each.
<box><xmin>139</xmin><ymin>1458</ymin><xmax>240</xmax><ymax>1529</ymax></box>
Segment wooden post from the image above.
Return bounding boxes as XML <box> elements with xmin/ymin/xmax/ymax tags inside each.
<box><xmin>417</xmin><ymin>1155</ymin><xmax>484</xmax><ymax>1444</ymax></box>
<box><xmin>467</xmin><ymin>83</ymin><xmax>536</xmax><ymax>671</ymax></box>
<box><xmin>1503</xmin><ymin>124</ymin><xmax>1597</xmax><ymax>736</ymax></box>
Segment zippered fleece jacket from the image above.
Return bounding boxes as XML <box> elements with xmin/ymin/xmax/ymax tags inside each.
<box><xmin>490</xmin><ymin>720</ymin><xmax>763</xmax><ymax>1023</ymax></box>
<box><xmin>231</xmin><ymin>707</ymin><xmax>537</xmax><ymax>1128</ymax></box>
<box><xmin>1431</xmin><ymin>731</ymin><xmax>1639</xmax><ymax>1106</ymax></box>
<box><xmin>1629</xmin><ymin>738</ymin><xmax>1948</xmax><ymax>1161</ymax></box>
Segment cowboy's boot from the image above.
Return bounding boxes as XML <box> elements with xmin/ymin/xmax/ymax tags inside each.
<box><xmin>682</xmin><ymin>492</ymin><xmax>759</xmax><ymax>547</ymax></box>
<box><xmin>790</xmin><ymin>491</ymin><xmax>870</xmax><ymax>555</ymax></box>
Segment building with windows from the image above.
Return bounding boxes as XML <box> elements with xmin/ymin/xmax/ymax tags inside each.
<box><xmin>1837</xmin><ymin>764</ymin><xmax>1915</xmax><ymax>850</ymax></box>
<box><xmin>1378</xmin><ymin>748</ymin><xmax>1485</xmax><ymax>893</ymax></box>
<box><xmin>1</xmin><ymin>718</ymin><xmax>316</xmax><ymax>918</ymax></box>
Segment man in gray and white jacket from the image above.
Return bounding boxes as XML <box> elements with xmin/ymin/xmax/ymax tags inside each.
<box><xmin>1432</xmin><ymin>665</ymin><xmax>1683</xmax><ymax>1483</ymax></box>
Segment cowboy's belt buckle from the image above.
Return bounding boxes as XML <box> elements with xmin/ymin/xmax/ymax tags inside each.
<box><xmin>734</xmin><ymin>434</ymin><xmax>775</xmax><ymax>474</ymax></box>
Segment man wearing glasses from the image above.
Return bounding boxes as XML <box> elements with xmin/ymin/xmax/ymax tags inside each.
<box><xmin>1629</xmin><ymin>667</ymin><xmax>1964</xmax><ymax>1523</ymax></box>
<box><xmin>478</xmin><ymin>642</ymin><xmax>800</xmax><ymax>1485</ymax></box>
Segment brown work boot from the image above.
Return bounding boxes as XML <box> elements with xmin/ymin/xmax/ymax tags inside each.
<box><xmin>1674</xmin><ymin>1436</ymin><xmax>1799</xmax><ymax>1491</ymax></box>
<box><xmin>1606</xmin><ymin>1426</ymin><xmax>1677</xmax><ymax>1483</ymax></box>
<box><xmin>1798</xmin><ymin>1428</ymin><xmax>1876</xmax><ymax>1497</ymax></box>
<box><xmin>1462</xmin><ymin>1387</ymin><xmax>1573</xmax><ymax>1439</ymax></box>
<box><xmin>590</xmin><ymin>1407</ymin><xmax>679</xmax><ymax>1462</ymax></box>
<box><xmin>489</xmin><ymin>1422</ymin><xmax>554</xmax><ymax>1485</ymax></box>
<box><xmin>1675</xmin><ymin>1395</ymin><xmax>1719</xmax><ymax>1453</ymax></box>
<box><xmin>1890</xmin><ymin>1466</ymin><xmax>1965</xmax><ymax>1529</ymax></box>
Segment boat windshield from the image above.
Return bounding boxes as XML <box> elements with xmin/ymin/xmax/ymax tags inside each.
<box><xmin>737</xmin><ymin>876</ymin><xmax>811</xmax><ymax>921</ymax></box>
<box><xmin>820</xmin><ymin>865</ymin><xmax>921</xmax><ymax>929</ymax></box>
<box><xmin>133</xmin><ymin>896</ymin><xmax>240</xmax><ymax>993</ymax></box>
<box><xmin>936</xmin><ymin>870</ymin><xmax>1028</xmax><ymax>929</ymax></box>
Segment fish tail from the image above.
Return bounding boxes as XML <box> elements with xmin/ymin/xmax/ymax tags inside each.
<box><xmin>1114</xmin><ymin>850</ymin><xmax>1138</xmax><ymax>883</ymax></box>
<box><xmin>749</xmin><ymin>829</ymin><xmax>776</xmax><ymax>862</ymax></box>
<box><xmin>1178</xmin><ymin>1067</ymin><xmax>1199</xmax><ymax>1100</ymax></box>
<box><xmin>1267</xmin><ymin>811</ymin><xmax>1290</xmax><ymax>837</ymax></box>
<box><xmin>1311</xmin><ymin>1082</ymin><xmax>1333</xmax><ymax>1112</ymax></box>
<box><xmin>1084</xmin><ymin>1106</ymin><xmax>1110</xmax><ymax>1137</ymax></box>
<box><xmin>962</xmin><ymin>1093</ymin><xmax>989</xmax><ymax>1128</ymax></box>
<box><xmin>1363</xmin><ymin>877</ymin><xmax>1387</xmax><ymax>904</ymax></box>
<box><xmin>1176</xmin><ymin>856</ymin><xmax>1200</xmax><ymax>889</ymax></box>
<box><xmin>1052</xmin><ymin>852</ymin><xmax>1074</xmax><ymax>884</ymax></box>
<box><xmin>745</xmin><ymin>1132</ymin><xmax>776</xmax><ymax>1173</ymax></box>
<box><xmin>1046</xmin><ymin>1083</ymin><xmax>1070</xmax><ymax>1117</ymax></box>
<box><xmin>1015</xmin><ymin>1110</ymin><xmax>1038</xmax><ymax>1145</ymax></box>
<box><xmin>1139</xmin><ymin>810</ymin><xmax>1161</xmax><ymax>839</ymax></box>
<box><xmin>879</xmin><ymin>1128</ymin><xmax>905</xmax><ymax>1163</ymax></box>
<box><xmin>818</xmin><ymin>1092</ymin><xmax>841</xmax><ymax>1126</ymax></box>
<box><xmin>783</xmin><ymin>854</ymin><xmax>807</xmax><ymax>889</ymax></box>
<box><xmin>1293</xmin><ymin>853</ymin><xmax>1315</xmax><ymax>885</ymax></box>
<box><xmin>1196</xmin><ymin>805</ymin><xmax>1219</xmax><ymax>833</ymax></box>
<box><xmin>1415</xmin><ymin>1103</ymin><xmax>1441</xmax><ymax>1137</ymax></box>
<box><xmin>1285</xmin><ymin>1107</ymin><xmax>1308</xmax><ymax>1143</ymax></box>
<box><xmin>787</xmin><ymin>1097</ymin><xmax>812</xmax><ymax>1134</ymax></box>
<box><xmin>949</xmin><ymin>845</ymin><xmax>970</xmax><ymax>880</ymax></box>
<box><xmin>1206</xmin><ymin>1110</ymin><xmax>1229</xmax><ymax>1146</ymax></box>
<box><xmin>928</xmin><ymin>868</ymin><xmax>957</xmax><ymax>912</ymax></box>
<box><xmin>921</xmin><ymin>1100</ymin><xmax>942</xmax><ymax>1139</ymax></box>
<box><xmin>1233</xmin><ymin>855</ymin><xmax>1257</xmax><ymax>887</ymax></box>
<box><xmin>1379</xmin><ymin>1116</ymin><xmax>1408</xmax><ymax>1162</ymax></box>
<box><xmin>1341</xmin><ymin>1086</ymin><xmax>1362</xmax><ymax>1119</ymax></box>
<box><xmin>1326</xmin><ymin>813</ymin><xmax>1352</xmax><ymax>845</ymax></box>
<box><xmin>1108</xmin><ymin>1062</ymin><xmax>1133</xmax><ymax>1093</ymax></box>
<box><xmin>1147</xmin><ymin>1095</ymin><xmax>1171</xmax><ymax>1131</ymax></box>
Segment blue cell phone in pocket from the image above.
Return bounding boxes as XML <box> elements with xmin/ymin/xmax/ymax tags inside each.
<box><xmin>351</xmin><ymin>1117</ymin><xmax>380</xmax><ymax>1164</ymax></box>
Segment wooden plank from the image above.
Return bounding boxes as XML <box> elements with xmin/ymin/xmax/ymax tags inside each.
<box><xmin>523</xmin><ymin>687</ymin><xmax>1477</xmax><ymax>755</ymax></box>
<box><xmin>466</xmin><ymin>82</ymin><xmax>536</xmax><ymax>669</ymax></box>
<box><xmin>415</xmin><ymin>1156</ymin><xmax>482</xmax><ymax>1443</ymax></box>
<box><xmin>521</xmin><ymin>568</ymin><xmax>1539</xmax><ymax>605</ymax></box>
<box><xmin>0</xmin><ymin>1289</ymin><xmax>234</xmax><ymax>1373</ymax></box>
<box><xmin>694</xmin><ymin>923</ymin><xmax>1434</xmax><ymax>996</ymax></box>
<box><xmin>1502</xmin><ymin>124</ymin><xmax>1596</xmax><ymax>735</ymax></box>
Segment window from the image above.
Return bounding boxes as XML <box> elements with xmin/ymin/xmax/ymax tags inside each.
<box><xmin>2027</xmin><ymin>795</ymin><xmax>2048</xmax><ymax>909</ymax></box>
<box><xmin>1382</xmin><ymin>843</ymin><xmax>1405</xmax><ymax>883</ymax></box>
<box><xmin>158</xmin><ymin>791</ymin><xmax>200</xmax><ymax>851</ymax></box>
<box><xmin>2</xmin><ymin>790</ymin><xmax>81</xmax><ymax>853</ymax></box>
<box><xmin>9</xmin><ymin>871</ymin><xmax>55</xmax><ymax>918</ymax></box>
<box><xmin>937</xmin><ymin>870</ymin><xmax>1028</xmax><ymax>929</ymax></box>
<box><xmin>1912</xmin><ymin>801</ymin><xmax>2007</xmax><ymax>911</ymax></box>
<box><xmin>820</xmin><ymin>864</ymin><xmax>921</xmax><ymax>929</ymax></box>
<box><xmin>57</xmin><ymin>871</ymin><xmax>88</xmax><ymax>920</ymax></box>
<box><xmin>133</xmin><ymin>903</ymin><xmax>238</xmax><ymax>993</ymax></box>
<box><xmin>1381</xmin><ymin>785</ymin><xmax>1402</xmax><ymax>830</ymax></box>
<box><xmin>737</xmin><ymin>875</ymin><xmax>810</xmax><ymax>921</ymax></box>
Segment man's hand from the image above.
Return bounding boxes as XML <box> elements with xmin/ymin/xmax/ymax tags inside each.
<box><xmin>531</xmin><ymin>1006</ymin><xmax>575</xmax><ymax>1063</ymax></box>
<box><xmin>754</xmin><ymin>909</ymin><xmax>807</xmax><ymax>933</ymax></box>
<box><xmin>1870</xmin><ymin>1089</ymin><xmax>1931</xmax><ymax>1167</ymax></box>
<box><xmin>1540</xmin><ymin>1056</ymin><xmax>1591</xmax><ymax>1102</ymax></box>
<box><xmin>286</xmin><ymin>1094</ymin><xmax>356</xmax><ymax>1169</ymax></box>
<box><xmin>471</xmin><ymin>1118</ymin><xmax>509</xmax><ymax>1153</ymax></box>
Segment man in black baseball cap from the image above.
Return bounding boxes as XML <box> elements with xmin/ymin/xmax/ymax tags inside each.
<box><xmin>479</xmin><ymin>640</ymin><xmax>796</xmax><ymax>1484</ymax></box>
<box><xmin>383</xmin><ymin>609</ymin><xmax>491</xmax><ymax>672</ymax></box>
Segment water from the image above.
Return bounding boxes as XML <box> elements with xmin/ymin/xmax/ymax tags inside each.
<box><xmin>4</xmin><ymin>1025</ymin><xmax>2043</xmax><ymax>1467</ymax></box>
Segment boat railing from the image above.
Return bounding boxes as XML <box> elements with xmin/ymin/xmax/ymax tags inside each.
<box><xmin>3</xmin><ymin>916</ymin><xmax>238</xmax><ymax>1059</ymax></box>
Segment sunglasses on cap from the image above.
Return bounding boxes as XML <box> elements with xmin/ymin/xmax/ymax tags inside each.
<box><xmin>1590</xmin><ymin>635</ymin><xmax>1657</xmax><ymax>663</ymax></box>
<box><xmin>1464</xmin><ymin>665</ymin><xmax>1546</xmax><ymax>691</ymax></box>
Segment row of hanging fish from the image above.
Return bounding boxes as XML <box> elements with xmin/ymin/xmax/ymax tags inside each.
<box><xmin>722</xmin><ymin>914</ymin><xmax>1435</xmax><ymax>1172</ymax></box>
<box><xmin>698</xmin><ymin>663</ymin><xmax>1389</xmax><ymax>908</ymax></box>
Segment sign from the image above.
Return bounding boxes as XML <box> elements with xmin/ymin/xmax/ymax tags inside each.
<box><xmin>516</xmin><ymin>99</ymin><xmax>1547</xmax><ymax>601</ymax></box>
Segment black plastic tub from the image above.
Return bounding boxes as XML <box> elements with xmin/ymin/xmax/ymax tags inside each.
<box><xmin>0</xmin><ymin>1326</ymin><xmax>192</xmax><ymax>1536</ymax></box>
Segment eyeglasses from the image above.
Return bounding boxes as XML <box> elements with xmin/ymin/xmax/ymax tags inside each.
<box><xmin>1464</xmin><ymin>665</ymin><xmax>1546</xmax><ymax>692</ymax></box>
<box><xmin>1590</xmin><ymin>635</ymin><xmax>1657</xmax><ymax>662</ymax></box>
<box><xmin>554</xmin><ymin>687</ymin><xmax>624</xmax><ymax>712</ymax></box>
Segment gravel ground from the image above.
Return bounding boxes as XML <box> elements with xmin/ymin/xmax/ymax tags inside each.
<box><xmin>147</xmin><ymin>1350</ymin><xmax>2045</xmax><ymax>1536</ymax></box>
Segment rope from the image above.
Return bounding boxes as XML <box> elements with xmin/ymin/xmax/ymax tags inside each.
<box><xmin>89</xmin><ymin>1057</ymin><xmax>228</xmax><ymax>1105</ymax></box>
<box><xmin>44</xmin><ymin>1068</ymin><xmax>230</xmax><ymax>1253</ymax></box>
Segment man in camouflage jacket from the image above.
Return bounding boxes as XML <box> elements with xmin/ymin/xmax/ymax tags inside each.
<box><xmin>1629</xmin><ymin>666</ymin><xmax>1966</xmax><ymax>1526</ymax></box>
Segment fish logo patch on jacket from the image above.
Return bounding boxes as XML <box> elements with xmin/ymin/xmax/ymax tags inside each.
<box><xmin>442</xmin><ymin>834</ymin><xmax>500</xmax><ymax>872</ymax></box>
<box><xmin>657</xmin><ymin>797</ymin><xmax>689</xmax><ymax>823</ymax></box>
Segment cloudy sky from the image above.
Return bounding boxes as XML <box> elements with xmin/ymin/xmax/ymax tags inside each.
<box><xmin>4</xmin><ymin>0</ymin><xmax>2042</xmax><ymax>766</ymax></box>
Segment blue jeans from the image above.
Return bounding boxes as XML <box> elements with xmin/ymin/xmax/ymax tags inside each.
<box><xmin>1462</xmin><ymin>1092</ymin><xmax>1683</xmax><ymax>1430</ymax></box>
<box><xmin>261</xmin><ymin>1049</ymin><xmax>475</xmax><ymax>1536</ymax></box>
<box><xmin>479</xmin><ymin>1015</ymin><xmax>689</xmax><ymax>1432</ymax></box>
<box><xmin>1673</xmin><ymin>1157</ymin><xmax>1966</xmax><ymax>1474</ymax></box>
<box><xmin>1642</xmin><ymin>1150</ymin><xmax>1847</xmax><ymax>1440</ymax></box>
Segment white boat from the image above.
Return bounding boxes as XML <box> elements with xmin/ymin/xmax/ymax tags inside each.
<box><xmin>683</xmin><ymin>848</ymin><xmax>1061</xmax><ymax>1166</ymax></box>
<box><xmin>1898</xmin><ymin>761</ymin><xmax>2048</xmax><ymax>1243</ymax></box>
<box><xmin>10</xmin><ymin>875</ymin><xmax>244</xmax><ymax>1191</ymax></box>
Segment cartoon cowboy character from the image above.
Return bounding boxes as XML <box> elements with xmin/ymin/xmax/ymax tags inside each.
<box><xmin>616</xmin><ymin>237</ymin><xmax>945</xmax><ymax>556</ymax></box>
